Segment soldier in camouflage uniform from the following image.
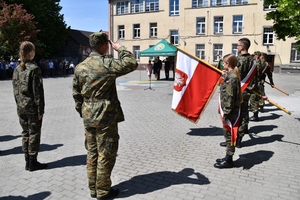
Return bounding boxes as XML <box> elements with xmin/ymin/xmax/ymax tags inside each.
<box><xmin>236</xmin><ymin>38</ymin><xmax>257</xmax><ymax>148</ymax></box>
<box><xmin>249</xmin><ymin>52</ymin><xmax>274</xmax><ymax>121</ymax></box>
<box><xmin>214</xmin><ymin>54</ymin><xmax>242</xmax><ymax>169</ymax></box>
<box><xmin>72</xmin><ymin>31</ymin><xmax>138</xmax><ymax>200</ymax></box>
<box><xmin>12</xmin><ymin>41</ymin><xmax>47</xmax><ymax>172</ymax></box>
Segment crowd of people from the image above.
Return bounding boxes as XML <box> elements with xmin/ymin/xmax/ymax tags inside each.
<box><xmin>0</xmin><ymin>59</ymin><xmax>76</xmax><ymax>80</ymax></box>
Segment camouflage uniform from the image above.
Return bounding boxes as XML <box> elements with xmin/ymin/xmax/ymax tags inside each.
<box><xmin>237</xmin><ymin>53</ymin><xmax>257</xmax><ymax>142</ymax></box>
<box><xmin>12</xmin><ymin>62</ymin><xmax>45</xmax><ymax>156</ymax></box>
<box><xmin>220</xmin><ymin>70</ymin><xmax>241</xmax><ymax>156</ymax></box>
<box><xmin>72</xmin><ymin>32</ymin><xmax>138</xmax><ymax>198</ymax></box>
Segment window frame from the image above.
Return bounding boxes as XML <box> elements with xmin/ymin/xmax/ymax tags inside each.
<box><xmin>116</xmin><ymin>2</ymin><xmax>129</xmax><ymax>15</ymax></box>
<box><xmin>290</xmin><ymin>43</ymin><xmax>300</xmax><ymax>62</ymax></box>
<box><xmin>133</xmin><ymin>24</ymin><xmax>141</xmax><ymax>39</ymax></box>
<box><xmin>232</xmin><ymin>15</ymin><xmax>243</xmax><ymax>34</ymax></box>
<box><xmin>149</xmin><ymin>23</ymin><xmax>158</xmax><ymax>38</ymax></box>
<box><xmin>214</xmin><ymin>16</ymin><xmax>224</xmax><ymax>34</ymax></box>
<box><xmin>118</xmin><ymin>25</ymin><xmax>125</xmax><ymax>39</ymax></box>
<box><xmin>170</xmin><ymin>30</ymin><xmax>179</xmax><ymax>45</ymax></box>
<box><xmin>196</xmin><ymin>17</ymin><xmax>206</xmax><ymax>35</ymax></box>
<box><xmin>196</xmin><ymin>44</ymin><xmax>205</xmax><ymax>60</ymax></box>
<box><xmin>263</xmin><ymin>27</ymin><xmax>274</xmax><ymax>45</ymax></box>
<box><xmin>170</xmin><ymin>0</ymin><xmax>179</xmax><ymax>16</ymax></box>
<box><xmin>213</xmin><ymin>44</ymin><xmax>223</xmax><ymax>62</ymax></box>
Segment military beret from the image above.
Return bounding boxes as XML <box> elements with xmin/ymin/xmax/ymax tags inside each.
<box><xmin>89</xmin><ymin>31</ymin><xmax>108</xmax><ymax>47</ymax></box>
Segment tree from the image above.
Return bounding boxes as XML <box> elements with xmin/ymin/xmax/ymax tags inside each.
<box><xmin>265</xmin><ymin>0</ymin><xmax>300</xmax><ymax>45</ymax></box>
<box><xmin>4</xmin><ymin>0</ymin><xmax>70</xmax><ymax>58</ymax></box>
<box><xmin>0</xmin><ymin>1</ymin><xmax>39</xmax><ymax>59</ymax></box>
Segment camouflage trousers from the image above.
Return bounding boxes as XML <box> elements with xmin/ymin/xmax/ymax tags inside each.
<box><xmin>18</xmin><ymin>113</ymin><xmax>42</xmax><ymax>156</ymax></box>
<box><xmin>238</xmin><ymin>98</ymin><xmax>249</xmax><ymax>138</ymax></box>
<box><xmin>85</xmin><ymin>123</ymin><xmax>119</xmax><ymax>198</ymax></box>
<box><xmin>223</xmin><ymin>114</ymin><xmax>238</xmax><ymax>156</ymax></box>
<box><xmin>249</xmin><ymin>84</ymin><xmax>265</xmax><ymax>112</ymax></box>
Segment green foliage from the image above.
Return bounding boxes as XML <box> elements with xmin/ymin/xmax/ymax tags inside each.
<box><xmin>4</xmin><ymin>0</ymin><xmax>70</xmax><ymax>58</ymax></box>
<box><xmin>0</xmin><ymin>1</ymin><xmax>39</xmax><ymax>59</ymax></box>
<box><xmin>265</xmin><ymin>0</ymin><xmax>300</xmax><ymax>42</ymax></box>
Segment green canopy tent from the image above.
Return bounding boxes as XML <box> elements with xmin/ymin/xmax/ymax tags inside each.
<box><xmin>139</xmin><ymin>39</ymin><xmax>177</xmax><ymax>57</ymax></box>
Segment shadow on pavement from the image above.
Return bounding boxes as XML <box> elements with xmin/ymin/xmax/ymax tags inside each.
<box><xmin>0</xmin><ymin>191</ymin><xmax>51</xmax><ymax>200</ymax></box>
<box><xmin>257</xmin><ymin>113</ymin><xmax>282</xmax><ymax>121</ymax></box>
<box><xmin>45</xmin><ymin>154</ymin><xmax>86</xmax><ymax>169</ymax></box>
<box><xmin>0</xmin><ymin>135</ymin><xmax>21</xmax><ymax>142</ymax></box>
<box><xmin>242</xmin><ymin>134</ymin><xmax>284</xmax><ymax>147</ymax></box>
<box><xmin>249</xmin><ymin>125</ymin><xmax>278</xmax><ymax>135</ymax></box>
<box><xmin>187</xmin><ymin>126</ymin><xmax>223</xmax><ymax>136</ymax></box>
<box><xmin>114</xmin><ymin>168</ymin><xmax>210</xmax><ymax>198</ymax></box>
<box><xmin>0</xmin><ymin>143</ymin><xmax>63</xmax><ymax>156</ymax></box>
<box><xmin>234</xmin><ymin>150</ymin><xmax>274</xmax><ymax>170</ymax></box>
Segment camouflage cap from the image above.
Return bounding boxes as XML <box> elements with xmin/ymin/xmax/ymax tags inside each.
<box><xmin>89</xmin><ymin>31</ymin><xmax>108</xmax><ymax>47</ymax></box>
<box><xmin>254</xmin><ymin>51</ymin><xmax>261</xmax><ymax>56</ymax></box>
<box><xmin>261</xmin><ymin>52</ymin><xmax>267</xmax><ymax>58</ymax></box>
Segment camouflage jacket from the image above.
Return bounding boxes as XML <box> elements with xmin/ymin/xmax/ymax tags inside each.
<box><xmin>237</xmin><ymin>53</ymin><xmax>258</xmax><ymax>93</ymax></box>
<box><xmin>73</xmin><ymin>46</ymin><xmax>138</xmax><ymax>127</ymax></box>
<box><xmin>220</xmin><ymin>70</ymin><xmax>241</xmax><ymax>121</ymax></box>
<box><xmin>12</xmin><ymin>62</ymin><xmax>45</xmax><ymax>116</ymax></box>
<box><xmin>256</xmin><ymin>59</ymin><xmax>273</xmax><ymax>84</ymax></box>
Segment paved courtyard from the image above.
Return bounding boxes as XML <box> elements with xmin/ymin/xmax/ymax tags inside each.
<box><xmin>0</xmin><ymin>70</ymin><xmax>300</xmax><ymax>200</ymax></box>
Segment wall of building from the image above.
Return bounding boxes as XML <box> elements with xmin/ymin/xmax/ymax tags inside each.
<box><xmin>109</xmin><ymin>0</ymin><xmax>297</xmax><ymax>66</ymax></box>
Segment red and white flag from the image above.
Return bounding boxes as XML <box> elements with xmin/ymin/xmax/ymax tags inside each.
<box><xmin>241</xmin><ymin>61</ymin><xmax>257</xmax><ymax>92</ymax></box>
<box><xmin>172</xmin><ymin>49</ymin><xmax>221</xmax><ymax>123</ymax></box>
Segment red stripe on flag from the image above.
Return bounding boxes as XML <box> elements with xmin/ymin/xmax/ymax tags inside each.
<box><xmin>174</xmin><ymin>61</ymin><xmax>221</xmax><ymax>123</ymax></box>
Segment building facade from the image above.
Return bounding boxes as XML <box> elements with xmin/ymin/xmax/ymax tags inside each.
<box><xmin>108</xmin><ymin>0</ymin><xmax>299</xmax><ymax>67</ymax></box>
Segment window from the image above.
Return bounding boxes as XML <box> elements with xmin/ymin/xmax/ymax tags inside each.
<box><xmin>131</xmin><ymin>0</ymin><xmax>143</xmax><ymax>13</ymax></box>
<box><xmin>230</xmin><ymin>0</ymin><xmax>248</xmax><ymax>5</ymax></box>
<box><xmin>196</xmin><ymin>44</ymin><xmax>205</xmax><ymax>59</ymax></box>
<box><xmin>117</xmin><ymin>2</ymin><xmax>129</xmax><ymax>15</ymax></box>
<box><xmin>263</xmin><ymin>27</ymin><xmax>274</xmax><ymax>45</ymax></box>
<box><xmin>133</xmin><ymin>24</ymin><xmax>140</xmax><ymax>38</ymax></box>
<box><xmin>170</xmin><ymin>30</ymin><xmax>179</xmax><ymax>45</ymax></box>
<box><xmin>118</xmin><ymin>25</ymin><xmax>125</xmax><ymax>39</ymax></box>
<box><xmin>146</xmin><ymin>0</ymin><xmax>159</xmax><ymax>11</ymax></box>
<box><xmin>214</xmin><ymin>16</ymin><xmax>223</xmax><ymax>34</ymax></box>
<box><xmin>150</xmin><ymin>23</ymin><xmax>157</xmax><ymax>37</ymax></box>
<box><xmin>213</xmin><ymin>44</ymin><xmax>223</xmax><ymax>61</ymax></box>
<box><xmin>232</xmin><ymin>44</ymin><xmax>238</xmax><ymax>56</ymax></box>
<box><xmin>290</xmin><ymin>43</ymin><xmax>300</xmax><ymax>62</ymax></box>
<box><xmin>196</xmin><ymin>17</ymin><xmax>206</xmax><ymax>34</ymax></box>
<box><xmin>233</xmin><ymin>15</ymin><xmax>243</xmax><ymax>33</ymax></box>
<box><xmin>133</xmin><ymin>46</ymin><xmax>140</xmax><ymax>60</ymax></box>
<box><xmin>211</xmin><ymin>0</ymin><xmax>227</xmax><ymax>6</ymax></box>
<box><xmin>192</xmin><ymin>0</ymin><xmax>208</xmax><ymax>7</ymax></box>
<box><xmin>170</xmin><ymin>0</ymin><xmax>179</xmax><ymax>16</ymax></box>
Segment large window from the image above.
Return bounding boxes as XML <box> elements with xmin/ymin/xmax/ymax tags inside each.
<box><xmin>211</xmin><ymin>0</ymin><xmax>227</xmax><ymax>6</ymax></box>
<box><xmin>263</xmin><ymin>0</ymin><xmax>276</xmax><ymax>10</ymax></box>
<box><xmin>232</xmin><ymin>44</ymin><xmax>238</xmax><ymax>56</ymax></box>
<box><xmin>170</xmin><ymin>30</ymin><xmax>179</xmax><ymax>45</ymax></box>
<box><xmin>196</xmin><ymin>44</ymin><xmax>205</xmax><ymax>59</ymax></box>
<box><xmin>233</xmin><ymin>15</ymin><xmax>243</xmax><ymax>34</ymax></box>
<box><xmin>213</xmin><ymin>44</ymin><xmax>223</xmax><ymax>61</ymax></box>
<box><xmin>230</xmin><ymin>0</ymin><xmax>248</xmax><ymax>5</ymax></box>
<box><xmin>118</xmin><ymin>25</ymin><xmax>125</xmax><ymax>39</ymax></box>
<box><xmin>146</xmin><ymin>0</ymin><xmax>159</xmax><ymax>11</ymax></box>
<box><xmin>192</xmin><ymin>0</ymin><xmax>208</xmax><ymax>7</ymax></box>
<box><xmin>170</xmin><ymin>0</ymin><xmax>179</xmax><ymax>16</ymax></box>
<box><xmin>290</xmin><ymin>43</ymin><xmax>300</xmax><ymax>62</ymax></box>
<box><xmin>150</xmin><ymin>23</ymin><xmax>157</xmax><ymax>37</ymax></box>
<box><xmin>196</xmin><ymin>17</ymin><xmax>206</xmax><ymax>35</ymax></box>
<box><xmin>131</xmin><ymin>0</ymin><xmax>143</xmax><ymax>13</ymax></box>
<box><xmin>133</xmin><ymin>24</ymin><xmax>140</xmax><ymax>38</ymax></box>
<box><xmin>133</xmin><ymin>46</ymin><xmax>140</xmax><ymax>60</ymax></box>
<box><xmin>214</xmin><ymin>16</ymin><xmax>223</xmax><ymax>34</ymax></box>
<box><xmin>263</xmin><ymin>27</ymin><xmax>274</xmax><ymax>45</ymax></box>
<box><xmin>116</xmin><ymin>2</ymin><xmax>129</xmax><ymax>15</ymax></box>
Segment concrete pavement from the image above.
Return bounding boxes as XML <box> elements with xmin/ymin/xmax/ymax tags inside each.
<box><xmin>0</xmin><ymin>70</ymin><xmax>300</xmax><ymax>200</ymax></box>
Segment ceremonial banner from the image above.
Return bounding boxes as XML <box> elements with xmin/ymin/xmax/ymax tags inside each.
<box><xmin>172</xmin><ymin>49</ymin><xmax>221</xmax><ymax>123</ymax></box>
<box><xmin>241</xmin><ymin>61</ymin><xmax>257</xmax><ymax>92</ymax></box>
<box><xmin>218</xmin><ymin>98</ymin><xmax>241</xmax><ymax>146</ymax></box>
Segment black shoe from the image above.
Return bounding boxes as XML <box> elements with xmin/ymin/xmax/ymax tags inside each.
<box><xmin>259</xmin><ymin>107</ymin><xmax>264</xmax><ymax>113</ymax></box>
<box><xmin>25</xmin><ymin>154</ymin><xmax>29</xmax><ymax>171</ymax></box>
<box><xmin>91</xmin><ymin>193</ymin><xmax>96</xmax><ymax>198</ymax></box>
<box><xmin>29</xmin><ymin>155</ymin><xmax>48</xmax><ymax>172</ymax></box>
<box><xmin>216</xmin><ymin>157</ymin><xmax>225</xmax><ymax>162</ymax></box>
<box><xmin>249</xmin><ymin>112</ymin><xmax>259</xmax><ymax>122</ymax></box>
<box><xmin>214</xmin><ymin>155</ymin><xmax>233</xmax><ymax>169</ymax></box>
<box><xmin>219</xmin><ymin>141</ymin><xmax>227</xmax><ymax>147</ymax></box>
<box><xmin>97</xmin><ymin>188</ymin><xmax>119</xmax><ymax>200</ymax></box>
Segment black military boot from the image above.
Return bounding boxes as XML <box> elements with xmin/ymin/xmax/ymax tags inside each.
<box><xmin>249</xmin><ymin>112</ymin><xmax>259</xmax><ymax>122</ymax></box>
<box><xmin>214</xmin><ymin>155</ymin><xmax>233</xmax><ymax>168</ymax></box>
<box><xmin>219</xmin><ymin>141</ymin><xmax>227</xmax><ymax>147</ymax></box>
<box><xmin>29</xmin><ymin>155</ymin><xmax>48</xmax><ymax>172</ymax></box>
<box><xmin>25</xmin><ymin>154</ymin><xmax>29</xmax><ymax>170</ymax></box>
<box><xmin>259</xmin><ymin>106</ymin><xmax>264</xmax><ymax>113</ymax></box>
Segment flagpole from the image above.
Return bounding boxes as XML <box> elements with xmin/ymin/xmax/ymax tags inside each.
<box><xmin>264</xmin><ymin>81</ymin><xmax>289</xmax><ymax>96</ymax></box>
<box><xmin>176</xmin><ymin>46</ymin><xmax>222</xmax><ymax>74</ymax></box>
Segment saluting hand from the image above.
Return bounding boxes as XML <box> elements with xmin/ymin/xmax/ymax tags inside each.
<box><xmin>110</xmin><ymin>40</ymin><xmax>122</xmax><ymax>51</ymax></box>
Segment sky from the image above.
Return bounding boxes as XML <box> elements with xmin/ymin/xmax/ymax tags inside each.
<box><xmin>59</xmin><ymin>0</ymin><xmax>109</xmax><ymax>32</ymax></box>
